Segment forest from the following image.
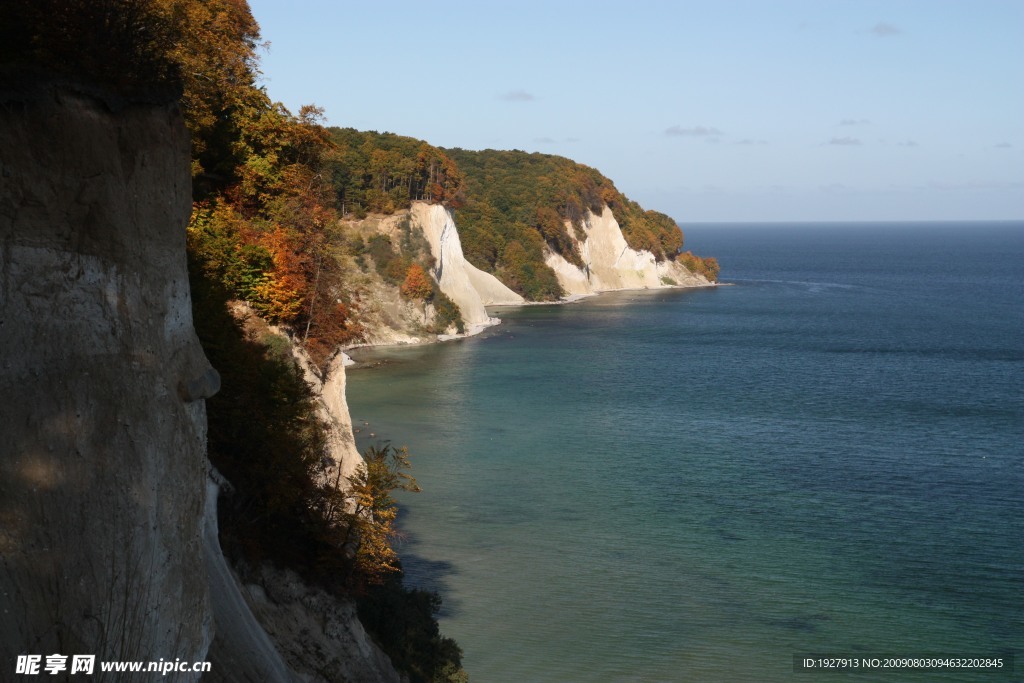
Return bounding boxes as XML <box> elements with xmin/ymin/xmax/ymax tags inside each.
<box><xmin>317</xmin><ymin>137</ymin><xmax>718</xmax><ymax>300</ymax></box>
<box><xmin>329</xmin><ymin>127</ymin><xmax>464</xmax><ymax>216</ymax></box>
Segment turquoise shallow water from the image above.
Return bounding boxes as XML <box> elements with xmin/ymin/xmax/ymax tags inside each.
<box><xmin>347</xmin><ymin>222</ymin><xmax>1023</xmax><ymax>682</ymax></box>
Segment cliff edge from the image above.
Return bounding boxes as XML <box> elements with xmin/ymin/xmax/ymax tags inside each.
<box><xmin>0</xmin><ymin>82</ymin><xmax>404</xmax><ymax>683</ymax></box>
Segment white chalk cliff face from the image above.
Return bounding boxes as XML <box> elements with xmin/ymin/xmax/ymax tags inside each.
<box><xmin>291</xmin><ymin>348</ymin><xmax>363</xmax><ymax>481</ymax></box>
<box><xmin>0</xmin><ymin>87</ymin><xmax>213</xmax><ymax>666</ymax></box>
<box><xmin>410</xmin><ymin>202</ymin><xmax>523</xmax><ymax>330</ymax></box>
<box><xmin>545</xmin><ymin>206</ymin><xmax>710</xmax><ymax>294</ymax></box>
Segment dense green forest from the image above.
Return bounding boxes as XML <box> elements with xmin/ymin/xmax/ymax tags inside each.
<box><xmin>329</xmin><ymin>128</ymin><xmax>464</xmax><ymax>216</ymax></box>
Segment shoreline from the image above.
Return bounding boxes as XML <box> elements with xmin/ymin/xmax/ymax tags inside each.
<box><xmin>344</xmin><ymin>282</ymin><xmax>720</xmax><ymax>366</ymax></box>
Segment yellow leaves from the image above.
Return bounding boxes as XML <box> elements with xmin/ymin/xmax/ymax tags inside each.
<box><xmin>249</xmin><ymin>225</ymin><xmax>306</xmax><ymax>323</ymax></box>
<box><xmin>153</xmin><ymin>0</ymin><xmax>262</xmax><ymax>171</ymax></box>
<box><xmin>678</xmin><ymin>251</ymin><xmax>720</xmax><ymax>282</ymax></box>
<box><xmin>252</xmin><ymin>277</ymin><xmax>302</xmax><ymax>321</ymax></box>
<box><xmin>341</xmin><ymin>445</ymin><xmax>420</xmax><ymax>584</ymax></box>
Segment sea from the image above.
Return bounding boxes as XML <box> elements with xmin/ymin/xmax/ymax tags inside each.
<box><xmin>346</xmin><ymin>222</ymin><xmax>1023</xmax><ymax>682</ymax></box>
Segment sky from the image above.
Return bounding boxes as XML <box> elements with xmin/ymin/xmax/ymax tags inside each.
<box><xmin>247</xmin><ymin>0</ymin><xmax>1023</xmax><ymax>223</ymax></box>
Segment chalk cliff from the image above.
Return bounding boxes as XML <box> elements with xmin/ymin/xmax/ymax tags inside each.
<box><xmin>0</xmin><ymin>85</ymin><xmax>214</xmax><ymax>668</ymax></box>
<box><xmin>545</xmin><ymin>206</ymin><xmax>711</xmax><ymax>294</ymax></box>
<box><xmin>292</xmin><ymin>348</ymin><xmax>363</xmax><ymax>481</ymax></box>
<box><xmin>411</xmin><ymin>202</ymin><xmax>524</xmax><ymax>330</ymax></box>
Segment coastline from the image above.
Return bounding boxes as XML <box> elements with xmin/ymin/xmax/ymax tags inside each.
<box><xmin>344</xmin><ymin>281</ymin><xmax>720</xmax><ymax>365</ymax></box>
<box><xmin>341</xmin><ymin>223</ymin><xmax>1024</xmax><ymax>681</ymax></box>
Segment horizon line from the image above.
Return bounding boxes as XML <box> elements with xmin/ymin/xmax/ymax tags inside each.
<box><xmin>678</xmin><ymin>218</ymin><xmax>1024</xmax><ymax>225</ymax></box>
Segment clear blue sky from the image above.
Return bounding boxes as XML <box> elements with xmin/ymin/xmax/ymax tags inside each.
<box><xmin>248</xmin><ymin>0</ymin><xmax>1023</xmax><ymax>222</ymax></box>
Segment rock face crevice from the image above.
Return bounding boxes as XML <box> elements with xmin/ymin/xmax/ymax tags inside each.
<box><xmin>0</xmin><ymin>85</ymin><xmax>212</xmax><ymax>667</ymax></box>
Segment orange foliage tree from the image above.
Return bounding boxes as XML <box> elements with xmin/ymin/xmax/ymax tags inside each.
<box><xmin>169</xmin><ymin>7</ymin><xmax>361</xmax><ymax>368</ymax></box>
<box><xmin>400</xmin><ymin>263</ymin><xmax>433</xmax><ymax>301</ymax></box>
<box><xmin>252</xmin><ymin>226</ymin><xmax>306</xmax><ymax>322</ymax></box>
<box><xmin>678</xmin><ymin>251</ymin><xmax>720</xmax><ymax>282</ymax></box>
<box><xmin>333</xmin><ymin>445</ymin><xmax>420</xmax><ymax>584</ymax></box>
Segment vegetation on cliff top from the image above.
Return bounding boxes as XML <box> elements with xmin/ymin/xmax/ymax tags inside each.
<box><xmin>329</xmin><ymin>127</ymin><xmax>464</xmax><ymax>216</ymax></box>
<box><xmin>447</xmin><ymin>148</ymin><xmax>695</xmax><ymax>299</ymax></box>
<box><xmin>447</xmin><ymin>148</ymin><xmax>685</xmax><ymax>262</ymax></box>
<box><xmin>320</xmin><ymin>132</ymin><xmax>718</xmax><ymax>300</ymax></box>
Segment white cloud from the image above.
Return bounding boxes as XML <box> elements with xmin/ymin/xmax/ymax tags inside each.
<box><xmin>499</xmin><ymin>89</ymin><xmax>535</xmax><ymax>102</ymax></box>
<box><xmin>665</xmin><ymin>125</ymin><xmax>723</xmax><ymax>137</ymax></box>
<box><xmin>869</xmin><ymin>22</ymin><xmax>901</xmax><ymax>37</ymax></box>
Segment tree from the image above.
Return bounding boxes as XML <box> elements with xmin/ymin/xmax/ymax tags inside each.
<box><xmin>400</xmin><ymin>263</ymin><xmax>433</xmax><ymax>301</ymax></box>
<box><xmin>401</xmin><ymin>263</ymin><xmax>434</xmax><ymax>324</ymax></box>
<box><xmin>343</xmin><ymin>445</ymin><xmax>420</xmax><ymax>584</ymax></box>
<box><xmin>144</xmin><ymin>0</ymin><xmax>265</xmax><ymax>189</ymax></box>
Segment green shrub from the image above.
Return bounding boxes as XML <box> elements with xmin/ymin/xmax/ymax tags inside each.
<box><xmin>431</xmin><ymin>289</ymin><xmax>464</xmax><ymax>334</ymax></box>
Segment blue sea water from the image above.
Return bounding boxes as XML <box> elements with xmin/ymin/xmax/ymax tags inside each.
<box><xmin>347</xmin><ymin>222</ymin><xmax>1024</xmax><ymax>682</ymax></box>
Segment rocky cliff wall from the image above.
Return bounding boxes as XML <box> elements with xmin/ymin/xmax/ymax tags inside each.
<box><xmin>0</xmin><ymin>86</ymin><xmax>214</xmax><ymax>669</ymax></box>
<box><xmin>545</xmin><ymin>206</ymin><xmax>710</xmax><ymax>294</ymax></box>
<box><xmin>0</xmin><ymin>82</ymin><xmax>406</xmax><ymax>683</ymax></box>
<box><xmin>411</xmin><ymin>202</ymin><xmax>523</xmax><ymax>331</ymax></box>
<box><xmin>292</xmin><ymin>348</ymin><xmax>363</xmax><ymax>481</ymax></box>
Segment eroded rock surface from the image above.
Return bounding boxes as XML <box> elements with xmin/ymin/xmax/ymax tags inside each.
<box><xmin>0</xmin><ymin>85</ymin><xmax>212</xmax><ymax>668</ymax></box>
<box><xmin>412</xmin><ymin>202</ymin><xmax>523</xmax><ymax>330</ymax></box>
<box><xmin>545</xmin><ymin>206</ymin><xmax>711</xmax><ymax>294</ymax></box>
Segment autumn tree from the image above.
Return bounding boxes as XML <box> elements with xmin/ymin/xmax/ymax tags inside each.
<box><xmin>401</xmin><ymin>263</ymin><xmax>433</xmax><ymax>301</ymax></box>
<box><xmin>145</xmin><ymin>0</ymin><xmax>265</xmax><ymax>191</ymax></box>
<box><xmin>251</xmin><ymin>226</ymin><xmax>306</xmax><ymax>322</ymax></box>
<box><xmin>340</xmin><ymin>445</ymin><xmax>420</xmax><ymax>584</ymax></box>
<box><xmin>401</xmin><ymin>263</ymin><xmax>434</xmax><ymax>324</ymax></box>
<box><xmin>678</xmin><ymin>251</ymin><xmax>720</xmax><ymax>282</ymax></box>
